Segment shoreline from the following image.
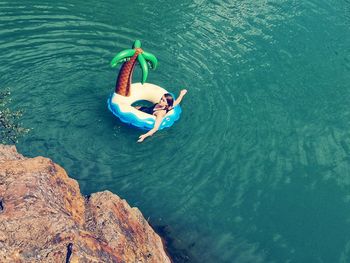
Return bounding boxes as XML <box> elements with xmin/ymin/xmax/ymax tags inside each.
<box><xmin>0</xmin><ymin>144</ymin><xmax>171</xmax><ymax>262</ymax></box>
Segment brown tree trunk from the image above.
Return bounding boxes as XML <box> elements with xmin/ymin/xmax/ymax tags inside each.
<box><xmin>115</xmin><ymin>49</ymin><xmax>142</xmax><ymax>96</ymax></box>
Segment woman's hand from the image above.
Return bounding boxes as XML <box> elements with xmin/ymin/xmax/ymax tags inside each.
<box><xmin>180</xmin><ymin>89</ymin><xmax>187</xmax><ymax>96</ymax></box>
<box><xmin>137</xmin><ymin>134</ymin><xmax>147</xmax><ymax>143</ymax></box>
<box><xmin>173</xmin><ymin>89</ymin><xmax>188</xmax><ymax>107</ymax></box>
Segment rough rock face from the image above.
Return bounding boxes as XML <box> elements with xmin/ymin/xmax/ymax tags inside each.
<box><xmin>0</xmin><ymin>145</ymin><xmax>171</xmax><ymax>263</ymax></box>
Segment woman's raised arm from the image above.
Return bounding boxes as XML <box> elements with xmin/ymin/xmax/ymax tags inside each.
<box><xmin>173</xmin><ymin>89</ymin><xmax>187</xmax><ymax>107</ymax></box>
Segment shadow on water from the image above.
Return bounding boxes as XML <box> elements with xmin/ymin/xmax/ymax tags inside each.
<box><xmin>153</xmin><ymin>224</ymin><xmax>195</xmax><ymax>263</ymax></box>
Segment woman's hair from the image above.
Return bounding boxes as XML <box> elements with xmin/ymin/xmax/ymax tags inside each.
<box><xmin>164</xmin><ymin>93</ymin><xmax>174</xmax><ymax>108</ymax></box>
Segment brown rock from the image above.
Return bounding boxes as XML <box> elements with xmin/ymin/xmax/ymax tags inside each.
<box><xmin>0</xmin><ymin>145</ymin><xmax>171</xmax><ymax>263</ymax></box>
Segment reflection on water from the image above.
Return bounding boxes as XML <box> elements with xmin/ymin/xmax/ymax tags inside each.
<box><xmin>1</xmin><ymin>0</ymin><xmax>350</xmax><ymax>262</ymax></box>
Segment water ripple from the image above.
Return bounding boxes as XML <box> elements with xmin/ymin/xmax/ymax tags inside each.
<box><xmin>2</xmin><ymin>0</ymin><xmax>350</xmax><ymax>262</ymax></box>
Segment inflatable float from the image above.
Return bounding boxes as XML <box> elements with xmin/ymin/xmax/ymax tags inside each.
<box><xmin>108</xmin><ymin>83</ymin><xmax>181</xmax><ymax>130</ymax></box>
<box><xmin>108</xmin><ymin>40</ymin><xmax>181</xmax><ymax>130</ymax></box>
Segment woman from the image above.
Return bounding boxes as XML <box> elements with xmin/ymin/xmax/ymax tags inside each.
<box><xmin>136</xmin><ymin>89</ymin><xmax>187</xmax><ymax>142</ymax></box>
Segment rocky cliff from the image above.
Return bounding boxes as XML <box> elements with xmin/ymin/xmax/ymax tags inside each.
<box><xmin>0</xmin><ymin>145</ymin><xmax>171</xmax><ymax>263</ymax></box>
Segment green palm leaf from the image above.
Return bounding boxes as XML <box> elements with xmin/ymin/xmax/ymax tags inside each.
<box><xmin>110</xmin><ymin>49</ymin><xmax>135</xmax><ymax>67</ymax></box>
<box><xmin>133</xmin><ymin>40</ymin><xmax>142</xmax><ymax>48</ymax></box>
<box><xmin>138</xmin><ymin>54</ymin><xmax>149</xmax><ymax>84</ymax></box>
<box><xmin>142</xmin><ymin>51</ymin><xmax>158</xmax><ymax>70</ymax></box>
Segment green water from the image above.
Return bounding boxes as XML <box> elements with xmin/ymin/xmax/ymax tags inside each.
<box><xmin>2</xmin><ymin>0</ymin><xmax>350</xmax><ymax>262</ymax></box>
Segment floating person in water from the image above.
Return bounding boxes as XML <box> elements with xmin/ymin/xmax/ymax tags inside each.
<box><xmin>108</xmin><ymin>40</ymin><xmax>187</xmax><ymax>141</ymax></box>
<box><xmin>136</xmin><ymin>89</ymin><xmax>187</xmax><ymax>142</ymax></box>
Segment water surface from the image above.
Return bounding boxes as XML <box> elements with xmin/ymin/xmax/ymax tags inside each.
<box><xmin>1</xmin><ymin>0</ymin><xmax>350</xmax><ymax>262</ymax></box>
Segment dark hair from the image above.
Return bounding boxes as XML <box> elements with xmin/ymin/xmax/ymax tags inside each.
<box><xmin>164</xmin><ymin>93</ymin><xmax>174</xmax><ymax>108</ymax></box>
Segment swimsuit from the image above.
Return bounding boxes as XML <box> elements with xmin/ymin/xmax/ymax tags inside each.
<box><xmin>139</xmin><ymin>104</ymin><xmax>168</xmax><ymax>115</ymax></box>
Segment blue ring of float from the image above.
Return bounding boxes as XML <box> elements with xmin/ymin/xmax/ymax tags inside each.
<box><xmin>108</xmin><ymin>94</ymin><xmax>182</xmax><ymax>130</ymax></box>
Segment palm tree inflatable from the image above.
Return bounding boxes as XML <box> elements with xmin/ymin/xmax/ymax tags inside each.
<box><xmin>108</xmin><ymin>40</ymin><xmax>182</xmax><ymax>130</ymax></box>
<box><xmin>111</xmin><ymin>40</ymin><xmax>158</xmax><ymax>96</ymax></box>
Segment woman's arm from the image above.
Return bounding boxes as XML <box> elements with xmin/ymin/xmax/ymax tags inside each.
<box><xmin>137</xmin><ymin>111</ymin><xmax>165</xmax><ymax>142</ymax></box>
<box><xmin>173</xmin><ymin>89</ymin><xmax>187</xmax><ymax>107</ymax></box>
